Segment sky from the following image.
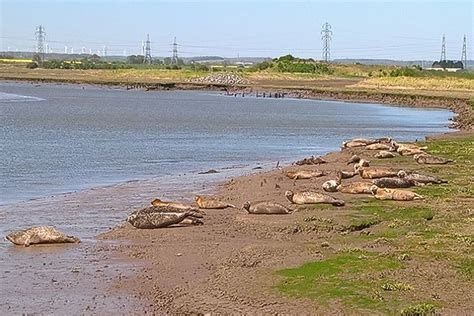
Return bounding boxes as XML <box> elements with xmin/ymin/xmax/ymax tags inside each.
<box><xmin>0</xmin><ymin>0</ymin><xmax>472</xmax><ymax>60</ymax></box>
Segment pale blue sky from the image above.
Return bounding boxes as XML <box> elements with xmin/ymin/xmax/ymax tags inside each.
<box><xmin>0</xmin><ymin>0</ymin><xmax>472</xmax><ymax>60</ymax></box>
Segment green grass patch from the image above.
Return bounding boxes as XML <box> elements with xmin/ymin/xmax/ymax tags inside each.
<box><xmin>276</xmin><ymin>251</ymin><xmax>402</xmax><ymax>312</ymax></box>
<box><xmin>400</xmin><ymin>302</ymin><xmax>437</xmax><ymax>315</ymax></box>
<box><xmin>457</xmin><ymin>258</ymin><xmax>473</xmax><ymax>280</ymax></box>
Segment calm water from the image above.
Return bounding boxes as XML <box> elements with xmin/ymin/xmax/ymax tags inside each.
<box><xmin>0</xmin><ymin>82</ymin><xmax>452</xmax><ymax>206</ymax></box>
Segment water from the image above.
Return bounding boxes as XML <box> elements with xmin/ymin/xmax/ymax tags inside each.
<box><xmin>0</xmin><ymin>82</ymin><xmax>452</xmax><ymax>207</ymax></box>
<box><xmin>0</xmin><ymin>82</ymin><xmax>453</xmax><ymax>314</ymax></box>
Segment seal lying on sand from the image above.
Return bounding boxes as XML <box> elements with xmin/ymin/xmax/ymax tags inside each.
<box><xmin>243</xmin><ymin>201</ymin><xmax>292</xmax><ymax>214</ymax></box>
<box><xmin>337</xmin><ymin>170</ymin><xmax>357</xmax><ymax>179</ymax></box>
<box><xmin>392</xmin><ymin>142</ymin><xmax>427</xmax><ymax>156</ymax></box>
<box><xmin>370</xmin><ymin>186</ymin><xmax>423</xmax><ymax>201</ymax></box>
<box><xmin>195</xmin><ymin>196</ymin><xmax>235</xmax><ymax>209</ymax></box>
<box><xmin>372</xmin><ymin>177</ymin><xmax>415</xmax><ymax>188</ymax></box>
<box><xmin>294</xmin><ymin>156</ymin><xmax>327</xmax><ymax>165</ymax></box>
<box><xmin>285</xmin><ymin>190</ymin><xmax>345</xmax><ymax>206</ymax></box>
<box><xmin>323</xmin><ymin>180</ymin><xmax>374</xmax><ymax>194</ymax></box>
<box><xmin>6</xmin><ymin>226</ymin><xmax>80</xmax><ymax>247</ymax></box>
<box><xmin>286</xmin><ymin>170</ymin><xmax>328</xmax><ymax>180</ymax></box>
<box><xmin>374</xmin><ymin>151</ymin><xmax>396</xmax><ymax>159</ymax></box>
<box><xmin>353</xmin><ymin>159</ymin><xmax>370</xmax><ymax>170</ymax></box>
<box><xmin>414</xmin><ymin>153</ymin><xmax>453</xmax><ymax>165</ymax></box>
<box><xmin>127</xmin><ymin>206</ymin><xmax>204</xmax><ymax>229</ymax></box>
<box><xmin>151</xmin><ymin>198</ymin><xmax>190</xmax><ymax>209</ymax></box>
<box><xmin>358</xmin><ymin>167</ymin><xmax>399</xmax><ymax>179</ymax></box>
<box><xmin>365</xmin><ymin>143</ymin><xmax>391</xmax><ymax>151</ymax></box>
<box><xmin>397</xmin><ymin>170</ymin><xmax>447</xmax><ymax>185</ymax></box>
<box><xmin>347</xmin><ymin>154</ymin><xmax>361</xmax><ymax>165</ymax></box>
<box><xmin>342</xmin><ymin>137</ymin><xmax>391</xmax><ymax>148</ymax></box>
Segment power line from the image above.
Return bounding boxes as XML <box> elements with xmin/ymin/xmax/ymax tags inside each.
<box><xmin>35</xmin><ymin>25</ymin><xmax>46</xmax><ymax>62</ymax></box>
<box><xmin>321</xmin><ymin>22</ymin><xmax>332</xmax><ymax>62</ymax></box>
<box><xmin>461</xmin><ymin>34</ymin><xmax>467</xmax><ymax>69</ymax></box>
<box><xmin>144</xmin><ymin>34</ymin><xmax>152</xmax><ymax>64</ymax></box>
<box><xmin>172</xmin><ymin>37</ymin><xmax>178</xmax><ymax>64</ymax></box>
<box><xmin>440</xmin><ymin>34</ymin><xmax>446</xmax><ymax>61</ymax></box>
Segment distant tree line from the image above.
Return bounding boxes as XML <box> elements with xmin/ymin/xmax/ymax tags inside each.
<box><xmin>249</xmin><ymin>54</ymin><xmax>333</xmax><ymax>74</ymax></box>
<box><xmin>432</xmin><ymin>60</ymin><xmax>464</xmax><ymax>69</ymax></box>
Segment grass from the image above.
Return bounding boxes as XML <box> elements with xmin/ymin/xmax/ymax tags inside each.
<box><xmin>276</xmin><ymin>134</ymin><xmax>474</xmax><ymax>313</ymax></box>
<box><xmin>276</xmin><ymin>251</ymin><xmax>403</xmax><ymax>312</ymax></box>
<box><xmin>400</xmin><ymin>303</ymin><xmax>437</xmax><ymax>316</ymax></box>
<box><xmin>351</xmin><ymin>76</ymin><xmax>474</xmax><ymax>91</ymax></box>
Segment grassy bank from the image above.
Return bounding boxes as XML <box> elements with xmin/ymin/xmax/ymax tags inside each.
<box><xmin>275</xmin><ymin>133</ymin><xmax>474</xmax><ymax>314</ymax></box>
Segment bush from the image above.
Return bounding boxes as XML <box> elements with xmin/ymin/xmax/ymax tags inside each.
<box><xmin>26</xmin><ymin>62</ymin><xmax>38</xmax><ymax>69</ymax></box>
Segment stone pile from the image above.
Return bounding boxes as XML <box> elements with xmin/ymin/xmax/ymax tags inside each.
<box><xmin>189</xmin><ymin>73</ymin><xmax>250</xmax><ymax>85</ymax></box>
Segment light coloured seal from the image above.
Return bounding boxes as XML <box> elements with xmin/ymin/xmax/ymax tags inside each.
<box><xmin>194</xmin><ymin>195</ymin><xmax>235</xmax><ymax>209</ymax></box>
<box><xmin>243</xmin><ymin>201</ymin><xmax>292</xmax><ymax>214</ymax></box>
<box><xmin>151</xmin><ymin>198</ymin><xmax>191</xmax><ymax>209</ymax></box>
<box><xmin>323</xmin><ymin>180</ymin><xmax>374</xmax><ymax>194</ymax></box>
<box><xmin>414</xmin><ymin>153</ymin><xmax>453</xmax><ymax>165</ymax></box>
<box><xmin>358</xmin><ymin>167</ymin><xmax>398</xmax><ymax>179</ymax></box>
<box><xmin>127</xmin><ymin>206</ymin><xmax>204</xmax><ymax>229</ymax></box>
<box><xmin>374</xmin><ymin>151</ymin><xmax>396</xmax><ymax>159</ymax></box>
<box><xmin>285</xmin><ymin>190</ymin><xmax>345</xmax><ymax>206</ymax></box>
<box><xmin>370</xmin><ymin>186</ymin><xmax>423</xmax><ymax>201</ymax></box>
<box><xmin>397</xmin><ymin>170</ymin><xmax>447</xmax><ymax>185</ymax></box>
<box><xmin>6</xmin><ymin>226</ymin><xmax>80</xmax><ymax>247</ymax></box>
<box><xmin>286</xmin><ymin>170</ymin><xmax>328</xmax><ymax>180</ymax></box>
<box><xmin>365</xmin><ymin>143</ymin><xmax>391</xmax><ymax>150</ymax></box>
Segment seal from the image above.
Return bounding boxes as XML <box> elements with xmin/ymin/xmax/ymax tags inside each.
<box><xmin>347</xmin><ymin>154</ymin><xmax>361</xmax><ymax>165</ymax></box>
<box><xmin>358</xmin><ymin>167</ymin><xmax>398</xmax><ymax>179</ymax></box>
<box><xmin>242</xmin><ymin>201</ymin><xmax>292</xmax><ymax>214</ymax></box>
<box><xmin>194</xmin><ymin>195</ymin><xmax>235</xmax><ymax>209</ymax></box>
<box><xmin>365</xmin><ymin>143</ymin><xmax>391</xmax><ymax>150</ymax></box>
<box><xmin>414</xmin><ymin>153</ymin><xmax>453</xmax><ymax>165</ymax></box>
<box><xmin>374</xmin><ymin>151</ymin><xmax>396</xmax><ymax>159</ymax></box>
<box><xmin>6</xmin><ymin>226</ymin><xmax>80</xmax><ymax>247</ymax></box>
<box><xmin>337</xmin><ymin>182</ymin><xmax>374</xmax><ymax>194</ymax></box>
<box><xmin>286</xmin><ymin>170</ymin><xmax>328</xmax><ymax>180</ymax></box>
<box><xmin>342</xmin><ymin>137</ymin><xmax>391</xmax><ymax>148</ymax></box>
<box><xmin>151</xmin><ymin>198</ymin><xmax>191</xmax><ymax>209</ymax></box>
<box><xmin>392</xmin><ymin>142</ymin><xmax>427</xmax><ymax>156</ymax></box>
<box><xmin>285</xmin><ymin>190</ymin><xmax>345</xmax><ymax>206</ymax></box>
<box><xmin>322</xmin><ymin>180</ymin><xmax>339</xmax><ymax>192</ymax></box>
<box><xmin>323</xmin><ymin>180</ymin><xmax>373</xmax><ymax>194</ymax></box>
<box><xmin>337</xmin><ymin>170</ymin><xmax>357</xmax><ymax>179</ymax></box>
<box><xmin>370</xmin><ymin>186</ymin><xmax>423</xmax><ymax>201</ymax></box>
<box><xmin>294</xmin><ymin>156</ymin><xmax>327</xmax><ymax>165</ymax></box>
<box><xmin>372</xmin><ymin>177</ymin><xmax>414</xmax><ymax>188</ymax></box>
<box><xmin>127</xmin><ymin>206</ymin><xmax>204</xmax><ymax>229</ymax></box>
<box><xmin>353</xmin><ymin>159</ymin><xmax>370</xmax><ymax>170</ymax></box>
<box><xmin>397</xmin><ymin>170</ymin><xmax>447</xmax><ymax>185</ymax></box>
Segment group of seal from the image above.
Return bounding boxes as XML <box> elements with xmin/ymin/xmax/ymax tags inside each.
<box><xmin>326</xmin><ymin>137</ymin><xmax>452</xmax><ymax>201</ymax></box>
<box><xmin>6</xmin><ymin>136</ymin><xmax>453</xmax><ymax>246</ymax></box>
